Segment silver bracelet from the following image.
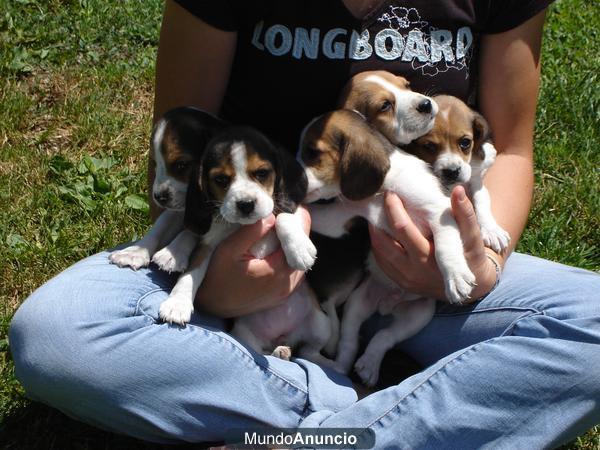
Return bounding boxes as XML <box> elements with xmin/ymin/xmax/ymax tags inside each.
<box><xmin>485</xmin><ymin>252</ymin><xmax>502</xmax><ymax>290</ymax></box>
<box><xmin>473</xmin><ymin>253</ymin><xmax>502</xmax><ymax>302</ymax></box>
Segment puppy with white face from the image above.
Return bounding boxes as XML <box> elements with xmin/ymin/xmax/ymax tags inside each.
<box><xmin>109</xmin><ymin>107</ymin><xmax>226</xmax><ymax>272</ymax></box>
<box><xmin>160</xmin><ymin>127</ymin><xmax>336</xmax><ymax>368</ymax></box>
<box><xmin>405</xmin><ymin>95</ymin><xmax>488</xmax><ymax>187</ymax></box>
<box><xmin>405</xmin><ymin>95</ymin><xmax>510</xmax><ymax>253</ymax></box>
<box><xmin>339</xmin><ymin>70</ymin><xmax>439</xmax><ymax>146</ymax></box>
<box><xmin>300</xmin><ymin>72</ymin><xmax>438</xmax><ymax>362</ymax></box>
<box><xmin>191</xmin><ymin>138</ymin><xmax>278</xmax><ymax>227</ymax></box>
<box><xmin>299</xmin><ymin>109</ymin><xmax>475</xmax><ymax>385</ymax></box>
<box><xmin>151</xmin><ymin>107</ymin><xmax>226</xmax><ymax>211</ymax></box>
<box><xmin>160</xmin><ymin>127</ymin><xmax>311</xmax><ymax>317</ymax></box>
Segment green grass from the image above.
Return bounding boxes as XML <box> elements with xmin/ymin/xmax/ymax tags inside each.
<box><xmin>0</xmin><ymin>0</ymin><xmax>598</xmax><ymax>448</ymax></box>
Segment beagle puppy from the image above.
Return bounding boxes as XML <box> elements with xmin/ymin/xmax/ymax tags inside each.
<box><xmin>301</xmin><ymin>70</ymin><xmax>439</xmax><ymax>361</ymax></box>
<box><xmin>404</xmin><ymin>95</ymin><xmax>510</xmax><ymax>253</ymax></box>
<box><xmin>159</xmin><ymin>127</ymin><xmax>336</xmax><ymax>366</ymax></box>
<box><xmin>340</xmin><ymin>73</ymin><xmax>509</xmax><ymax>253</ymax></box>
<box><xmin>299</xmin><ymin>109</ymin><xmax>475</xmax><ymax>385</ymax></box>
<box><xmin>109</xmin><ymin>107</ymin><xmax>225</xmax><ymax>272</ymax></box>
<box><xmin>338</xmin><ymin>70</ymin><xmax>438</xmax><ymax>147</ymax></box>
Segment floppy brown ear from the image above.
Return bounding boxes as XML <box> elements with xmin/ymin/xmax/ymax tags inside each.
<box><xmin>472</xmin><ymin>111</ymin><xmax>492</xmax><ymax>160</ymax></box>
<box><xmin>274</xmin><ymin>146</ymin><xmax>308</xmax><ymax>214</ymax></box>
<box><xmin>184</xmin><ymin>164</ymin><xmax>215</xmax><ymax>236</ymax></box>
<box><xmin>340</xmin><ymin>124</ymin><xmax>390</xmax><ymax>201</ymax></box>
<box><xmin>338</xmin><ymin>79</ymin><xmax>367</xmax><ymax>117</ymax></box>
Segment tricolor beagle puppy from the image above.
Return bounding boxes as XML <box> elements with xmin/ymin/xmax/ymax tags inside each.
<box><xmin>109</xmin><ymin>107</ymin><xmax>225</xmax><ymax>272</ymax></box>
<box><xmin>301</xmin><ymin>70</ymin><xmax>441</xmax><ymax>363</ymax></box>
<box><xmin>299</xmin><ymin>109</ymin><xmax>475</xmax><ymax>385</ymax></box>
<box><xmin>338</xmin><ymin>70</ymin><xmax>438</xmax><ymax>147</ymax></box>
<box><xmin>340</xmin><ymin>73</ymin><xmax>509</xmax><ymax>253</ymax></box>
<box><xmin>159</xmin><ymin>127</ymin><xmax>336</xmax><ymax>366</ymax></box>
<box><xmin>404</xmin><ymin>95</ymin><xmax>510</xmax><ymax>253</ymax></box>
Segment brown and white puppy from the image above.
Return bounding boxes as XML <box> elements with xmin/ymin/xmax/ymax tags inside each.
<box><xmin>109</xmin><ymin>107</ymin><xmax>225</xmax><ymax>272</ymax></box>
<box><xmin>404</xmin><ymin>95</ymin><xmax>510</xmax><ymax>252</ymax></box>
<box><xmin>301</xmin><ymin>73</ymin><xmax>440</xmax><ymax>361</ymax></box>
<box><xmin>159</xmin><ymin>126</ymin><xmax>337</xmax><ymax>366</ymax></box>
<box><xmin>338</xmin><ymin>70</ymin><xmax>438</xmax><ymax>146</ymax></box>
<box><xmin>299</xmin><ymin>110</ymin><xmax>474</xmax><ymax>385</ymax></box>
<box><xmin>159</xmin><ymin>127</ymin><xmax>335</xmax><ymax>367</ymax></box>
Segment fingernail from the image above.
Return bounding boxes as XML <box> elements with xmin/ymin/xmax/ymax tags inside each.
<box><xmin>263</xmin><ymin>215</ymin><xmax>276</xmax><ymax>227</ymax></box>
<box><xmin>457</xmin><ymin>187</ymin><xmax>467</xmax><ymax>201</ymax></box>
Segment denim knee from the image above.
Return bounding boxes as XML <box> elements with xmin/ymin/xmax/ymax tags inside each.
<box><xmin>8</xmin><ymin>251</ymin><xmax>356</xmax><ymax>443</ymax></box>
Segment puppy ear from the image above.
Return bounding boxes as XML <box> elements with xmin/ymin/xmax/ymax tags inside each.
<box><xmin>338</xmin><ymin>79</ymin><xmax>367</xmax><ymax>118</ymax></box>
<box><xmin>274</xmin><ymin>147</ymin><xmax>308</xmax><ymax>214</ymax></box>
<box><xmin>340</xmin><ymin>124</ymin><xmax>390</xmax><ymax>201</ymax></box>
<box><xmin>472</xmin><ymin>111</ymin><xmax>492</xmax><ymax>160</ymax></box>
<box><xmin>184</xmin><ymin>164</ymin><xmax>215</xmax><ymax>235</ymax></box>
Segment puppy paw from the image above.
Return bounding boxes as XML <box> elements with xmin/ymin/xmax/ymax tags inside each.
<box><xmin>282</xmin><ymin>234</ymin><xmax>317</xmax><ymax>271</ymax></box>
<box><xmin>271</xmin><ymin>346</ymin><xmax>292</xmax><ymax>360</ymax></box>
<box><xmin>109</xmin><ymin>246</ymin><xmax>150</xmax><ymax>270</ymax></box>
<box><xmin>481</xmin><ymin>224</ymin><xmax>511</xmax><ymax>254</ymax></box>
<box><xmin>354</xmin><ymin>353</ymin><xmax>381</xmax><ymax>388</ymax></box>
<box><xmin>444</xmin><ymin>266</ymin><xmax>476</xmax><ymax>304</ymax></box>
<box><xmin>159</xmin><ymin>295</ymin><xmax>193</xmax><ymax>325</ymax></box>
<box><xmin>152</xmin><ymin>247</ymin><xmax>188</xmax><ymax>273</ymax></box>
<box><xmin>334</xmin><ymin>350</ymin><xmax>356</xmax><ymax>375</ymax></box>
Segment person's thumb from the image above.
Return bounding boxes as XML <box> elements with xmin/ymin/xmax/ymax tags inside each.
<box><xmin>451</xmin><ymin>185</ymin><xmax>481</xmax><ymax>251</ymax></box>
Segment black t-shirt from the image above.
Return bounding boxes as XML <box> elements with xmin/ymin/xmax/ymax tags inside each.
<box><xmin>174</xmin><ymin>0</ymin><xmax>553</xmax><ymax>150</ymax></box>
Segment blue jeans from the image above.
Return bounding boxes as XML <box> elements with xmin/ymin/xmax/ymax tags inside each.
<box><xmin>8</xmin><ymin>250</ymin><xmax>600</xmax><ymax>448</ymax></box>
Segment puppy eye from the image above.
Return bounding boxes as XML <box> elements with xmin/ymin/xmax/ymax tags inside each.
<box><xmin>304</xmin><ymin>146</ymin><xmax>321</xmax><ymax>161</ymax></box>
<box><xmin>252</xmin><ymin>168</ymin><xmax>271</xmax><ymax>181</ymax></box>
<box><xmin>458</xmin><ymin>138</ymin><xmax>472</xmax><ymax>151</ymax></box>
<box><xmin>424</xmin><ymin>142</ymin><xmax>438</xmax><ymax>153</ymax></box>
<box><xmin>380</xmin><ymin>100</ymin><xmax>393</xmax><ymax>112</ymax></box>
<box><xmin>173</xmin><ymin>161</ymin><xmax>190</xmax><ymax>173</ymax></box>
<box><xmin>213</xmin><ymin>174</ymin><xmax>231</xmax><ymax>188</ymax></box>
<box><xmin>405</xmin><ymin>81</ymin><xmax>411</xmax><ymax>89</ymax></box>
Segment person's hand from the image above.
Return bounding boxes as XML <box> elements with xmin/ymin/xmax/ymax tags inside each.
<box><xmin>195</xmin><ymin>207</ymin><xmax>311</xmax><ymax>317</ymax></box>
<box><xmin>369</xmin><ymin>188</ymin><xmax>500</xmax><ymax>303</ymax></box>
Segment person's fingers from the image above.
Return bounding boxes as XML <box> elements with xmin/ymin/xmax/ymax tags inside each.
<box><xmin>245</xmin><ymin>247</ymin><xmax>304</xmax><ymax>301</ymax></box>
<box><xmin>369</xmin><ymin>223</ymin><xmax>406</xmax><ymax>257</ymax></box>
<box><xmin>383</xmin><ymin>192</ymin><xmax>430</xmax><ymax>255</ymax></box>
<box><xmin>226</xmin><ymin>214</ymin><xmax>276</xmax><ymax>253</ymax></box>
<box><xmin>246</xmin><ymin>245</ymin><xmax>301</xmax><ymax>279</ymax></box>
<box><xmin>450</xmin><ymin>186</ymin><xmax>482</xmax><ymax>252</ymax></box>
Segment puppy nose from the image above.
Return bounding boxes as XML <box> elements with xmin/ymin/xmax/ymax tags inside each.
<box><xmin>442</xmin><ymin>168</ymin><xmax>461</xmax><ymax>181</ymax></box>
<box><xmin>153</xmin><ymin>190</ymin><xmax>170</xmax><ymax>204</ymax></box>
<box><xmin>236</xmin><ymin>200</ymin><xmax>255</xmax><ymax>215</ymax></box>
<box><xmin>417</xmin><ymin>99</ymin><xmax>432</xmax><ymax>114</ymax></box>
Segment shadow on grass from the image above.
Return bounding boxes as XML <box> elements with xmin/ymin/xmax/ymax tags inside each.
<box><xmin>0</xmin><ymin>402</ymin><xmax>210</xmax><ymax>450</ymax></box>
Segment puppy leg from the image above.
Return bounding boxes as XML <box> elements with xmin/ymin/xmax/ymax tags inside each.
<box><xmin>429</xmin><ymin>208</ymin><xmax>476</xmax><ymax>304</ymax></box>
<box><xmin>294</xmin><ymin>306</ymin><xmax>344</xmax><ymax>372</ymax></box>
<box><xmin>335</xmin><ymin>278</ymin><xmax>379</xmax><ymax>374</ymax></box>
<box><xmin>271</xmin><ymin>346</ymin><xmax>292</xmax><ymax>360</ymax></box>
<box><xmin>321</xmin><ymin>299</ymin><xmax>340</xmax><ymax>358</ymax></box>
<box><xmin>276</xmin><ymin>210</ymin><xmax>317</xmax><ymax>271</ymax></box>
<box><xmin>152</xmin><ymin>229</ymin><xmax>199</xmax><ymax>273</ymax></box>
<box><xmin>354</xmin><ymin>298</ymin><xmax>435</xmax><ymax>387</ymax></box>
<box><xmin>470</xmin><ymin>183</ymin><xmax>510</xmax><ymax>254</ymax></box>
<box><xmin>159</xmin><ymin>245</ymin><xmax>212</xmax><ymax>326</ymax></box>
<box><xmin>469</xmin><ymin>142</ymin><xmax>509</xmax><ymax>253</ymax></box>
<box><xmin>230</xmin><ymin>320</ymin><xmax>273</xmax><ymax>355</ymax></box>
<box><xmin>109</xmin><ymin>210</ymin><xmax>183</xmax><ymax>270</ymax></box>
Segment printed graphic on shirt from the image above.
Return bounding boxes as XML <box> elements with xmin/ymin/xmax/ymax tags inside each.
<box><xmin>250</xmin><ymin>5</ymin><xmax>473</xmax><ymax>79</ymax></box>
